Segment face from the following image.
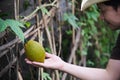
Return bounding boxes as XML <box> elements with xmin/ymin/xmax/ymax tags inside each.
<box><xmin>98</xmin><ymin>3</ymin><xmax>120</xmax><ymax>30</ymax></box>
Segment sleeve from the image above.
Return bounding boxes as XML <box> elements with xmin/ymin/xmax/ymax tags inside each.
<box><xmin>110</xmin><ymin>33</ymin><xmax>120</xmax><ymax>60</ymax></box>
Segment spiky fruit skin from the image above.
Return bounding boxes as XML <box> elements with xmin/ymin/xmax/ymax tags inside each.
<box><xmin>24</xmin><ymin>40</ymin><xmax>45</xmax><ymax>63</ymax></box>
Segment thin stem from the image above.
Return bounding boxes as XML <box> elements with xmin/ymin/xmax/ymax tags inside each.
<box><xmin>22</xmin><ymin>0</ymin><xmax>57</xmax><ymax>21</ymax></box>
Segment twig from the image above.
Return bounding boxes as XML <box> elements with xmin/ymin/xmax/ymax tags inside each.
<box><xmin>0</xmin><ymin>25</ymin><xmax>34</xmax><ymax>51</ymax></box>
<box><xmin>0</xmin><ymin>56</ymin><xmax>17</xmax><ymax>78</ymax></box>
<box><xmin>18</xmin><ymin>71</ymin><xmax>23</xmax><ymax>80</ymax></box>
<box><xmin>21</xmin><ymin>0</ymin><xmax>57</xmax><ymax>22</ymax></box>
<box><xmin>0</xmin><ymin>32</ymin><xmax>38</xmax><ymax>77</ymax></box>
<box><xmin>58</xmin><ymin>26</ymin><xmax>62</xmax><ymax>56</ymax></box>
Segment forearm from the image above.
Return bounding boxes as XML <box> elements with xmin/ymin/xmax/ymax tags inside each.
<box><xmin>59</xmin><ymin>62</ymin><xmax>110</xmax><ymax>80</ymax></box>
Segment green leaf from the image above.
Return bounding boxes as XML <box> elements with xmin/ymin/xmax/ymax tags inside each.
<box><xmin>5</xmin><ymin>19</ymin><xmax>25</xmax><ymax>43</ymax></box>
<box><xmin>0</xmin><ymin>18</ymin><xmax>8</xmax><ymax>32</ymax></box>
<box><xmin>69</xmin><ymin>13</ymin><xmax>78</xmax><ymax>21</ymax></box>
<box><xmin>81</xmin><ymin>50</ymin><xmax>87</xmax><ymax>55</ymax></box>
<box><xmin>87</xmin><ymin>60</ymin><xmax>95</xmax><ymax>66</ymax></box>
<box><xmin>95</xmin><ymin>50</ymin><xmax>100</xmax><ymax>58</ymax></box>
<box><xmin>24</xmin><ymin>21</ymin><xmax>31</xmax><ymax>28</ymax></box>
<box><xmin>6</xmin><ymin>19</ymin><xmax>25</xmax><ymax>28</ymax></box>
<box><xmin>68</xmin><ymin>18</ymin><xmax>78</xmax><ymax>28</ymax></box>
<box><xmin>63</xmin><ymin>13</ymin><xmax>68</xmax><ymax>21</ymax></box>
<box><xmin>63</xmin><ymin>13</ymin><xmax>79</xmax><ymax>28</ymax></box>
<box><xmin>66</xmin><ymin>30</ymin><xmax>73</xmax><ymax>35</ymax></box>
<box><xmin>41</xmin><ymin>7</ymin><xmax>50</xmax><ymax>16</ymax></box>
<box><xmin>42</xmin><ymin>72</ymin><xmax>52</xmax><ymax>80</ymax></box>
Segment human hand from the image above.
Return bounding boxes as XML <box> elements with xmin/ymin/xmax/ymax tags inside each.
<box><xmin>25</xmin><ymin>52</ymin><xmax>65</xmax><ymax>70</ymax></box>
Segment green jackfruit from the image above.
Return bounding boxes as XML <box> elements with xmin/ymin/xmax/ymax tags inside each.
<box><xmin>24</xmin><ymin>40</ymin><xmax>45</xmax><ymax>63</ymax></box>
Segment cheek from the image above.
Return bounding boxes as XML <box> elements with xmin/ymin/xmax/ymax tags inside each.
<box><xmin>104</xmin><ymin>15</ymin><xmax>113</xmax><ymax>24</ymax></box>
<box><xmin>104</xmin><ymin>14</ymin><xmax>120</xmax><ymax>29</ymax></box>
<box><xmin>109</xmin><ymin>17</ymin><xmax>120</xmax><ymax>25</ymax></box>
<box><xmin>104</xmin><ymin>13</ymin><xmax>120</xmax><ymax>24</ymax></box>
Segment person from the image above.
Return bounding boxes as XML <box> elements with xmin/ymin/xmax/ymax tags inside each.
<box><xmin>25</xmin><ymin>0</ymin><xmax>120</xmax><ymax>79</ymax></box>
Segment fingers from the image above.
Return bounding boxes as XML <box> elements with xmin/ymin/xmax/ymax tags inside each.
<box><xmin>32</xmin><ymin>61</ymin><xmax>44</xmax><ymax>66</ymax></box>
<box><xmin>25</xmin><ymin>52</ymin><xmax>53</xmax><ymax>68</ymax></box>
<box><xmin>45</xmin><ymin>52</ymin><xmax>54</xmax><ymax>58</ymax></box>
<box><xmin>25</xmin><ymin>58</ymin><xmax>32</xmax><ymax>64</ymax></box>
<box><xmin>25</xmin><ymin>58</ymin><xmax>45</xmax><ymax>67</ymax></box>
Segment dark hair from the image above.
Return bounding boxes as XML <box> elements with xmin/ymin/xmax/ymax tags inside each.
<box><xmin>103</xmin><ymin>0</ymin><xmax>120</xmax><ymax>10</ymax></box>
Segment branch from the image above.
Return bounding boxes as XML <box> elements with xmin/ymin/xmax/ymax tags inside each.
<box><xmin>21</xmin><ymin>0</ymin><xmax>57</xmax><ymax>22</ymax></box>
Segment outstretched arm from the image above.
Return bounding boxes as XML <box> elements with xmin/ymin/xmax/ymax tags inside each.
<box><xmin>59</xmin><ymin>59</ymin><xmax>120</xmax><ymax>80</ymax></box>
<box><xmin>25</xmin><ymin>52</ymin><xmax>120</xmax><ymax>80</ymax></box>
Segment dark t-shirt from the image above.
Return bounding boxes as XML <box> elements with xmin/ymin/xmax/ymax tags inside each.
<box><xmin>110</xmin><ymin>33</ymin><xmax>120</xmax><ymax>60</ymax></box>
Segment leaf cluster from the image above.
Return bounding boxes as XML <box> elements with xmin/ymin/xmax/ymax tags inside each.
<box><xmin>0</xmin><ymin>18</ymin><xmax>25</xmax><ymax>43</ymax></box>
